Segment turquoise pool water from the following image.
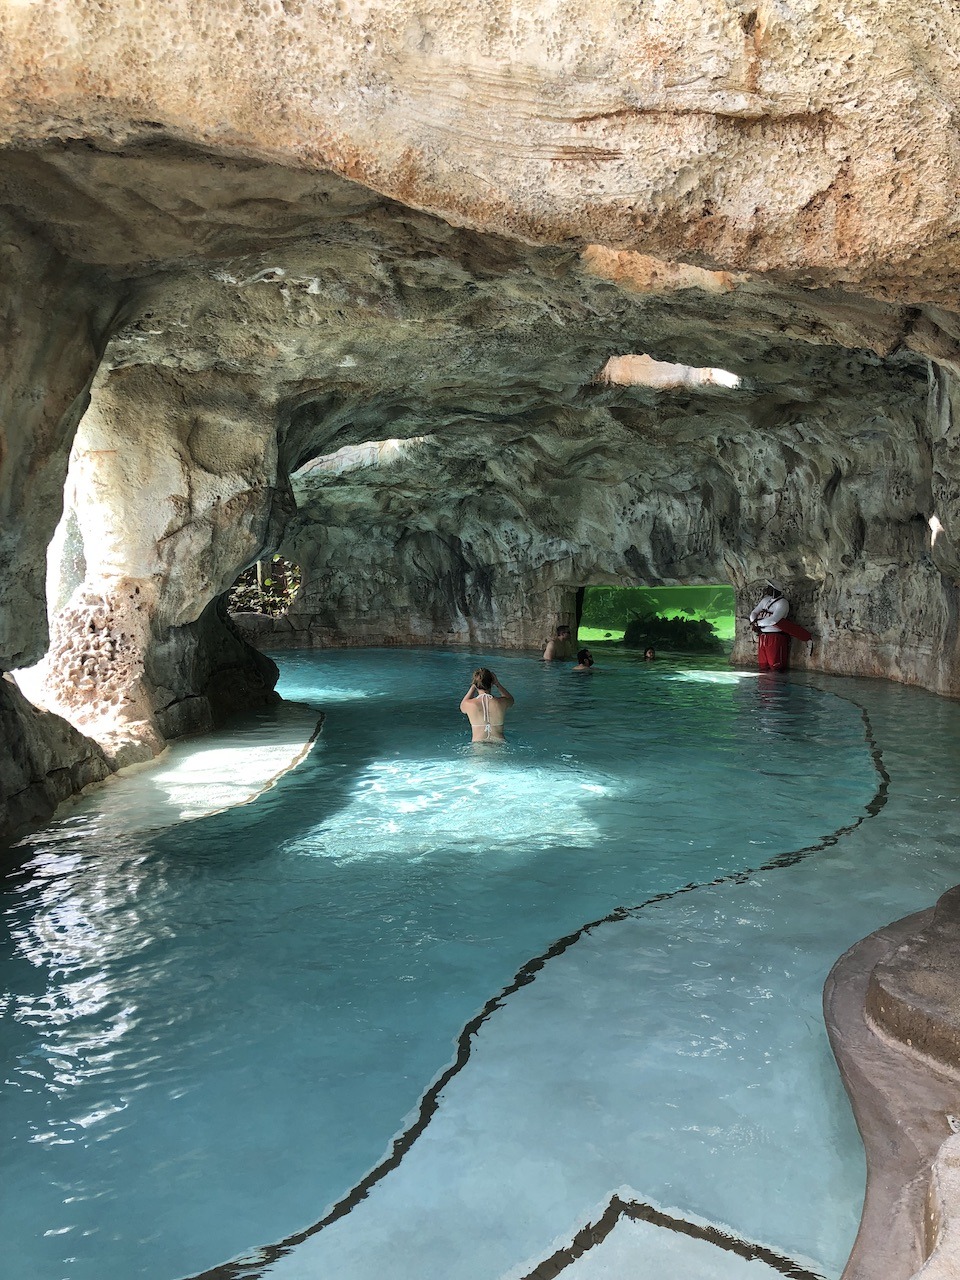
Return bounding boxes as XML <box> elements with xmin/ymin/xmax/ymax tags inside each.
<box><xmin>1</xmin><ymin>648</ymin><xmax>958</xmax><ymax>1280</ymax></box>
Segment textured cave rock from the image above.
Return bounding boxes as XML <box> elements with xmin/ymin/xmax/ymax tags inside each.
<box><xmin>5</xmin><ymin>0</ymin><xmax>960</xmax><ymax>308</ymax></box>
<box><xmin>266</xmin><ymin>357</ymin><xmax>948</xmax><ymax>683</ymax></box>
<box><xmin>26</xmin><ymin>361</ymin><xmax>289</xmax><ymax>766</ymax></box>
<box><xmin>1</xmin><ymin>11</ymin><xmax>960</xmax><ymax>827</ymax></box>
<box><xmin>0</xmin><ymin>675</ymin><xmax>109</xmax><ymax>842</ymax></box>
<box><xmin>3</xmin><ymin>143</ymin><xmax>960</xmax><ymax>760</ymax></box>
<box><xmin>0</xmin><ymin>208</ymin><xmax>122</xmax><ymax>672</ymax></box>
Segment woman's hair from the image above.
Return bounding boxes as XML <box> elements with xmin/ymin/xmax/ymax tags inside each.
<box><xmin>644</xmin><ymin>647</ymin><xmax>656</xmax><ymax>658</ymax></box>
<box><xmin>472</xmin><ymin>667</ymin><xmax>494</xmax><ymax>692</ymax></box>
<box><xmin>576</xmin><ymin>649</ymin><xmax>593</xmax><ymax>665</ymax></box>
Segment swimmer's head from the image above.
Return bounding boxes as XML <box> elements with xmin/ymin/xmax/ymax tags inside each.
<box><xmin>556</xmin><ymin>624</ymin><xmax>571</xmax><ymax>638</ymax></box>
<box><xmin>576</xmin><ymin>649</ymin><xmax>593</xmax><ymax>666</ymax></box>
<box><xmin>472</xmin><ymin>667</ymin><xmax>495</xmax><ymax>692</ymax></box>
<box><xmin>644</xmin><ymin>647</ymin><xmax>656</xmax><ymax>660</ymax></box>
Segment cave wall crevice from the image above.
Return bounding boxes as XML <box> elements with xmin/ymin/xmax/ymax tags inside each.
<box><xmin>0</xmin><ymin>209</ymin><xmax>127</xmax><ymax>671</ymax></box>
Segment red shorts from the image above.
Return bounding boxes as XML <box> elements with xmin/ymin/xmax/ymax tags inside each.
<box><xmin>758</xmin><ymin>631</ymin><xmax>790</xmax><ymax>671</ymax></box>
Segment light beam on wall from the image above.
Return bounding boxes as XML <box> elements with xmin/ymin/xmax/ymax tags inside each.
<box><xmin>598</xmin><ymin>354</ymin><xmax>741</xmax><ymax>391</ymax></box>
<box><xmin>295</xmin><ymin>437</ymin><xmax>429</xmax><ymax>477</ymax></box>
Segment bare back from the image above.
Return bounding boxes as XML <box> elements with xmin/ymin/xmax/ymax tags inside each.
<box><xmin>460</xmin><ymin>672</ymin><xmax>514</xmax><ymax>742</ymax></box>
<box><xmin>543</xmin><ymin>636</ymin><xmax>573</xmax><ymax>661</ymax></box>
<box><xmin>464</xmin><ymin>692</ymin><xmax>509</xmax><ymax>742</ymax></box>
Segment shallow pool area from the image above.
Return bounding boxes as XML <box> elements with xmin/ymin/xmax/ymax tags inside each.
<box><xmin>3</xmin><ymin>648</ymin><xmax>960</xmax><ymax>1280</ymax></box>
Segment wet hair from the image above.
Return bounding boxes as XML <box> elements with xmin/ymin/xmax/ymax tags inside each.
<box><xmin>644</xmin><ymin>647</ymin><xmax>656</xmax><ymax>659</ymax></box>
<box><xmin>556</xmin><ymin>625</ymin><xmax>571</xmax><ymax>637</ymax></box>
<box><xmin>472</xmin><ymin>667</ymin><xmax>494</xmax><ymax>692</ymax></box>
<box><xmin>576</xmin><ymin>649</ymin><xmax>593</xmax><ymax>666</ymax></box>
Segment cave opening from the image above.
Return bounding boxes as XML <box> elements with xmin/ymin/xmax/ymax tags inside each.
<box><xmin>227</xmin><ymin>555</ymin><xmax>302</xmax><ymax>618</ymax></box>
<box><xmin>577</xmin><ymin>584</ymin><xmax>736</xmax><ymax>651</ymax></box>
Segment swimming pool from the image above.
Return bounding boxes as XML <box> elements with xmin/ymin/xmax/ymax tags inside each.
<box><xmin>2</xmin><ymin>648</ymin><xmax>959</xmax><ymax>1279</ymax></box>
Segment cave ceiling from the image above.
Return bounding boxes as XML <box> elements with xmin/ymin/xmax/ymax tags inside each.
<box><xmin>0</xmin><ymin>138</ymin><xmax>935</xmax><ymax>523</ymax></box>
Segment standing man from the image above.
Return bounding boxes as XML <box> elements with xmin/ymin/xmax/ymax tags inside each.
<box><xmin>749</xmin><ymin>581</ymin><xmax>790</xmax><ymax>671</ymax></box>
<box><xmin>542</xmin><ymin>624</ymin><xmax>573</xmax><ymax>661</ymax></box>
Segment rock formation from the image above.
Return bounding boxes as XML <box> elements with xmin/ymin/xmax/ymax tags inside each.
<box><xmin>0</xmin><ymin>4</ymin><xmax>960</xmax><ymax>814</ymax></box>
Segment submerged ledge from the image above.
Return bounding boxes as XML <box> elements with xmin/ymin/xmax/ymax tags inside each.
<box><xmin>40</xmin><ymin>700</ymin><xmax>324</xmax><ymax>838</ymax></box>
<box><xmin>825</xmin><ymin>894</ymin><xmax>960</xmax><ymax>1280</ymax></box>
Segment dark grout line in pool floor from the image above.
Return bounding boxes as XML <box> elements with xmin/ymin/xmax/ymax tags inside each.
<box><xmin>521</xmin><ymin>1194</ymin><xmax>827</xmax><ymax>1279</ymax></box>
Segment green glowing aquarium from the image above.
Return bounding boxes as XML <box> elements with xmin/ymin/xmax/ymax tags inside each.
<box><xmin>578</xmin><ymin>584</ymin><xmax>735</xmax><ymax>651</ymax></box>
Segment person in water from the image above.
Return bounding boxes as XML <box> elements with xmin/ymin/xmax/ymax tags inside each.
<box><xmin>749</xmin><ymin>580</ymin><xmax>790</xmax><ymax>671</ymax></box>
<box><xmin>542</xmin><ymin>625</ymin><xmax>573</xmax><ymax>661</ymax></box>
<box><xmin>643</xmin><ymin>647</ymin><xmax>656</xmax><ymax>661</ymax></box>
<box><xmin>573</xmin><ymin>648</ymin><xmax>595</xmax><ymax>671</ymax></box>
<box><xmin>460</xmin><ymin>668</ymin><xmax>514</xmax><ymax>742</ymax></box>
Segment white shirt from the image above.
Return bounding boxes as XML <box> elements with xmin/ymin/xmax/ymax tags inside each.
<box><xmin>749</xmin><ymin>593</ymin><xmax>789</xmax><ymax>633</ymax></box>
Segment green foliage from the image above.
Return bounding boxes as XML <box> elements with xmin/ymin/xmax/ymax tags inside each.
<box><xmin>227</xmin><ymin>555</ymin><xmax>301</xmax><ymax>617</ymax></box>
<box><xmin>622</xmin><ymin>611</ymin><xmax>725</xmax><ymax>652</ymax></box>
<box><xmin>581</xmin><ymin>584</ymin><xmax>734</xmax><ymax>628</ymax></box>
<box><xmin>581</xmin><ymin>584</ymin><xmax>734</xmax><ymax>651</ymax></box>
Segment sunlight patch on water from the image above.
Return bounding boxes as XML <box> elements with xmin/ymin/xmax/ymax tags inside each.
<box><xmin>293</xmin><ymin>685</ymin><xmax>382</xmax><ymax>703</ymax></box>
<box><xmin>671</xmin><ymin>670</ymin><xmax>761</xmax><ymax>685</ymax></box>
<box><xmin>284</xmin><ymin>758</ymin><xmax>623</xmax><ymax>860</ymax></box>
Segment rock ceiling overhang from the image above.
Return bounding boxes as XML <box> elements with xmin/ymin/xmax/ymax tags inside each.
<box><xmin>0</xmin><ymin>4</ymin><xmax>957</xmax><ymax>684</ymax></box>
<box><xmin>0</xmin><ymin>136</ymin><xmax>939</xmax><ymax>598</ymax></box>
<box><xmin>2</xmin><ymin>0</ymin><xmax>960</xmax><ymax>305</ymax></box>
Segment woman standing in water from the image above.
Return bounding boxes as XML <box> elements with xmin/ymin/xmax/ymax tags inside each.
<box><xmin>460</xmin><ymin>668</ymin><xmax>514</xmax><ymax>743</ymax></box>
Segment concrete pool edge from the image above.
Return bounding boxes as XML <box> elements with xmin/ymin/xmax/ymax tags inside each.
<box><xmin>825</xmin><ymin>898</ymin><xmax>960</xmax><ymax>1280</ymax></box>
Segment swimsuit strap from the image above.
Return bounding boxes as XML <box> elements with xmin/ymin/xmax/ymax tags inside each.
<box><xmin>479</xmin><ymin>692</ymin><xmax>492</xmax><ymax>739</ymax></box>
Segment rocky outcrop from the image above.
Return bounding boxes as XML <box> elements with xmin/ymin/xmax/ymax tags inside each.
<box><xmin>5</xmin><ymin>1</ymin><xmax>960</xmax><ymax>309</ymax></box>
<box><xmin>25</xmin><ymin>363</ymin><xmax>288</xmax><ymax>765</ymax></box>
<box><xmin>0</xmin><ymin>675</ymin><xmax>109</xmax><ymax>841</ymax></box>
<box><xmin>867</xmin><ymin>887</ymin><xmax>960</xmax><ymax>1078</ymax></box>
<box><xmin>0</xmin><ymin>209</ymin><xmax>122</xmax><ymax>672</ymax></box>
<box><xmin>826</xmin><ymin>892</ymin><xmax>960</xmax><ymax>1280</ymax></box>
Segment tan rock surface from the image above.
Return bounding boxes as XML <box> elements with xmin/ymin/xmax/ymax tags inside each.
<box><xmin>868</xmin><ymin>887</ymin><xmax>960</xmax><ymax>1078</ymax></box>
<box><xmin>0</xmin><ymin>673</ymin><xmax>109</xmax><ymax>841</ymax></box>
<box><xmin>3</xmin><ymin>1</ymin><xmax>960</xmax><ymax>308</ymax></box>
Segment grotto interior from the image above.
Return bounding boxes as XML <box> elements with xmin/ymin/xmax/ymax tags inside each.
<box><xmin>6</xmin><ymin>134</ymin><xmax>960</xmax><ymax>829</ymax></box>
<box><xmin>4</xmin><ymin>3</ymin><xmax>960</xmax><ymax>1277</ymax></box>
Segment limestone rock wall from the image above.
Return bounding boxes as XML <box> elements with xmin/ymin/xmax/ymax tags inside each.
<box><xmin>0</xmin><ymin>210</ymin><xmax>125</xmax><ymax>836</ymax></box>
<box><xmin>0</xmin><ymin>211</ymin><xmax>122</xmax><ymax>671</ymax></box>
<box><xmin>246</xmin><ymin>353</ymin><xmax>960</xmax><ymax>695</ymax></box>
<box><xmin>0</xmin><ymin>675</ymin><xmax>109</xmax><ymax>843</ymax></box>
<box><xmin>5</xmin><ymin>1</ymin><xmax>960</xmax><ymax>309</ymax></box>
<box><xmin>27</xmin><ymin>363</ymin><xmax>289</xmax><ymax>765</ymax></box>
